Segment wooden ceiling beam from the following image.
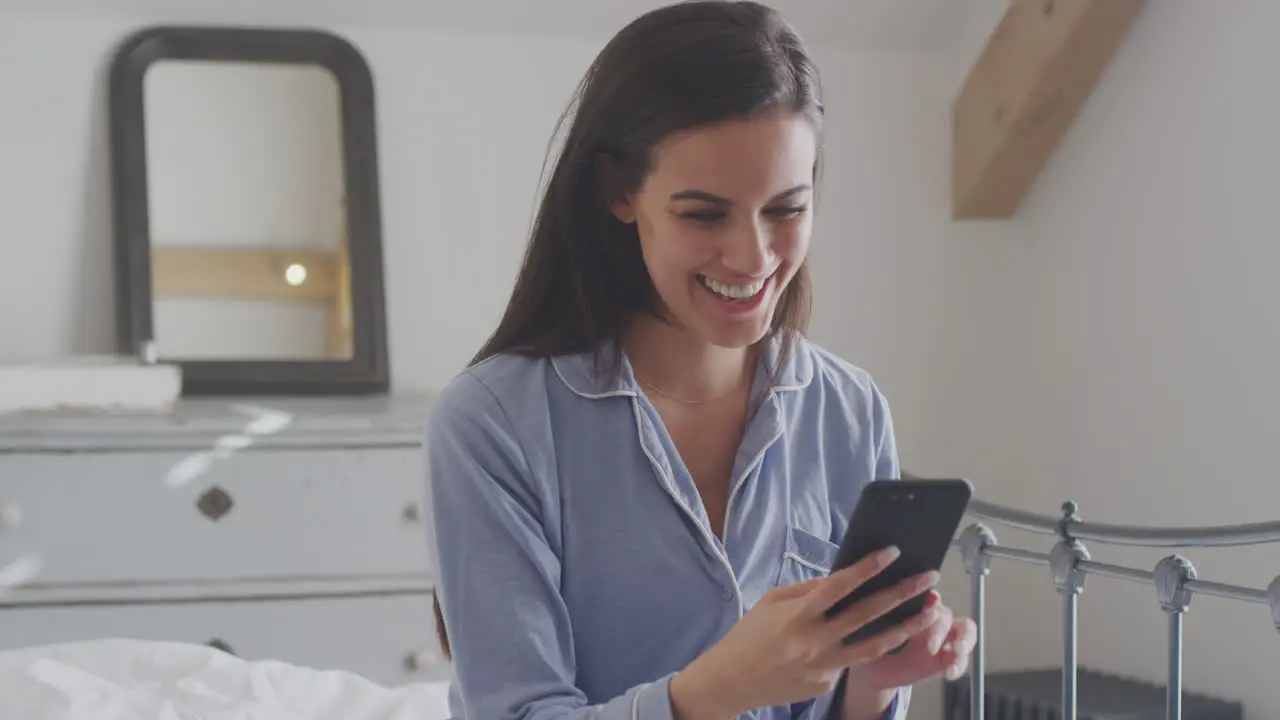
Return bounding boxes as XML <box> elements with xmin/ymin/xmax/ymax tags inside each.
<box><xmin>952</xmin><ymin>0</ymin><xmax>1148</xmax><ymax>219</ymax></box>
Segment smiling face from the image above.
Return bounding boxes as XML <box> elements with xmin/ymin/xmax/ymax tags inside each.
<box><xmin>612</xmin><ymin>112</ymin><xmax>817</xmax><ymax>350</ymax></box>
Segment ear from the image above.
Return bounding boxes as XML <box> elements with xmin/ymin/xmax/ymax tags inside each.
<box><xmin>611</xmin><ymin>197</ymin><xmax>637</xmax><ymax>224</ymax></box>
<box><xmin>596</xmin><ymin>153</ymin><xmax>636</xmax><ymax>224</ymax></box>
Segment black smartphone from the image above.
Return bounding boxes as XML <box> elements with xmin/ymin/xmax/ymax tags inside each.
<box><xmin>824</xmin><ymin>478</ymin><xmax>973</xmax><ymax>646</ymax></box>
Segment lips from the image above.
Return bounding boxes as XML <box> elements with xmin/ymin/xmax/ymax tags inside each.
<box><xmin>695</xmin><ymin>270</ymin><xmax>776</xmax><ymax>315</ymax></box>
<box><xmin>697</xmin><ymin>273</ymin><xmax>769</xmax><ymax>301</ymax></box>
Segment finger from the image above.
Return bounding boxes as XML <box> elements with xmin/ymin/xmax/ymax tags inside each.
<box><xmin>802</xmin><ymin>546</ymin><xmax>901</xmax><ymax>618</ymax></box>
<box><xmin>946</xmin><ymin>652</ymin><xmax>971</xmax><ymax>680</ymax></box>
<box><xmin>931</xmin><ymin>617</ymin><xmax>975</xmax><ymax>654</ymax></box>
<box><xmin>766</xmin><ymin>575</ymin><xmax>827</xmax><ymax>603</ymax></box>
<box><xmin>828</xmin><ymin>570</ymin><xmax>939</xmax><ymax>643</ymax></box>
<box><xmin>932</xmin><ymin>619</ymin><xmax>977</xmax><ymax>680</ymax></box>
<box><xmin>828</xmin><ymin>595</ymin><xmax>944</xmax><ymax>668</ymax></box>
<box><xmin>947</xmin><ymin>618</ymin><xmax>978</xmax><ymax>658</ymax></box>
<box><xmin>924</xmin><ymin>598</ymin><xmax>953</xmax><ymax>655</ymax></box>
<box><xmin>956</xmin><ymin>618</ymin><xmax>978</xmax><ymax>651</ymax></box>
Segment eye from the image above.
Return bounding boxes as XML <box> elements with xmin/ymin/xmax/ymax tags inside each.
<box><xmin>679</xmin><ymin>209</ymin><xmax>727</xmax><ymax>225</ymax></box>
<box><xmin>766</xmin><ymin>205</ymin><xmax>808</xmax><ymax>220</ymax></box>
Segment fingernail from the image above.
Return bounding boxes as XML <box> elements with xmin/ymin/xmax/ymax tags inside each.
<box><xmin>924</xmin><ymin>591</ymin><xmax>940</xmax><ymax>609</ymax></box>
<box><xmin>879</xmin><ymin>546</ymin><xmax>901</xmax><ymax>563</ymax></box>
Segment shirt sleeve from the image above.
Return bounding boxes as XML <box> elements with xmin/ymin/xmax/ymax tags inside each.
<box><xmin>427</xmin><ymin>371</ymin><xmax>677</xmax><ymax>720</ymax></box>
<box><xmin>871</xmin><ymin>380</ymin><xmax>899</xmax><ymax>481</ymax></box>
<box><xmin>884</xmin><ymin>686</ymin><xmax>911</xmax><ymax>719</ymax></box>
<box><xmin>790</xmin><ymin>684</ymin><xmax>911</xmax><ymax>719</ymax></box>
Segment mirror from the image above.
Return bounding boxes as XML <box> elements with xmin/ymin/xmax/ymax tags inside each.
<box><xmin>110</xmin><ymin>27</ymin><xmax>389</xmax><ymax>395</ymax></box>
<box><xmin>145</xmin><ymin>60</ymin><xmax>351</xmax><ymax>361</ymax></box>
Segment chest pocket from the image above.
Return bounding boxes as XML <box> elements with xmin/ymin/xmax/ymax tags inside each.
<box><xmin>775</xmin><ymin>525</ymin><xmax>841</xmax><ymax>587</ymax></box>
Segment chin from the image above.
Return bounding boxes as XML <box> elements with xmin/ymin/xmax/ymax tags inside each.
<box><xmin>696</xmin><ymin>318</ymin><xmax>774</xmax><ymax>350</ymax></box>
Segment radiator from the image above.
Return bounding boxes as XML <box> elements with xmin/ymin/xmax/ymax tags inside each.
<box><xmin>942</xmin><ymin>668</ymin><xmax>1243</xmax><ymax>720</ymax></box>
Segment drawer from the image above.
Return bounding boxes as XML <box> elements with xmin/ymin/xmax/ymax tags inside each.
<box><xmin>0</xmin><ymin>447</ymin><xmax>432</xmax><ymax>584</ymax></box>
<box><xmin>0</xmin><ymin>592</ymin><xmax>450</xmax><ymax>687</ymax></box>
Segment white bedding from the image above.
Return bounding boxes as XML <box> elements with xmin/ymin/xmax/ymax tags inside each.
<box><xmin>0</xmin><ymin>639</ymin><xmax>452</xmax><ymax>720</ymax></box>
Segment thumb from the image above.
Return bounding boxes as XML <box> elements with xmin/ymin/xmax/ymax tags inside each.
<box><xmin>863</xmin><ymin>635</ymin><xmax>946</xmax><ymax>688</ymax></box>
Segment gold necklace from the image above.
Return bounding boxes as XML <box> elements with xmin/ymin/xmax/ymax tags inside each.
<box><xmin>635</xmin><ymin>374</ymin><xmax>745</xmax><ymax>405</ymax></box>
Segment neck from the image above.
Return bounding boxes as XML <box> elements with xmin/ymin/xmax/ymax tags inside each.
<box><xmin>623</xmin><ymin>316</ymin><xmax>755</xmax><ymax>402</ymax></box>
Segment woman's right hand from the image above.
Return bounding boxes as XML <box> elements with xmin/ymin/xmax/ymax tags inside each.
<box><xmin>668</xmin><ymin>546</ymin><xmax>941</xmax><ymax>720</ymax></box>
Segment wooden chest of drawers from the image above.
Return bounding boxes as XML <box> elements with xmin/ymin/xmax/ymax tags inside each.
<box><xmin>0</xmin><ymin>395</ymin><xmax>448</xmax><ymax>687</ymax></box>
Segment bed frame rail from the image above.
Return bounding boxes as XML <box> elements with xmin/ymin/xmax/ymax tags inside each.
<box><xmin>951</xmin><ymin>496</ymin><xmax>1280</xmax><ymax>720</ymax></box>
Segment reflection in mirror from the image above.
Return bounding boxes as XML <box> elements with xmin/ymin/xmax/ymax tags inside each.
<box><xmin>144</xmin><ymin>60</ymin><xmax>352</xmax><ymax>361</ymax></box>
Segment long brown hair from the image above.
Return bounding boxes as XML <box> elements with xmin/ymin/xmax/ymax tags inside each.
<box><xmin>433</xmin><ymin>0</ymin><xmax>824</xmax><ymax>662</ymax></box>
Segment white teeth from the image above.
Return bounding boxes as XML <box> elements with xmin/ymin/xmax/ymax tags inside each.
<box><xmin>699</xmin><ymin>275</ymin><xmax>766</xmax><ymax>300</ymax></box>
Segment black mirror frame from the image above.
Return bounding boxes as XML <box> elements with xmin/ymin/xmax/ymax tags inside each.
<box><xmin>108</xmin><ymin>25</ymin><xmax>390</xmax><ymax>396</ymax></box>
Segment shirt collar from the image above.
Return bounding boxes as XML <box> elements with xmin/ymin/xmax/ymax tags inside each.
<box><xmin>551</xmin><ymin>334</ymin><xmax>814</xmax><ymax>400</ymax></box>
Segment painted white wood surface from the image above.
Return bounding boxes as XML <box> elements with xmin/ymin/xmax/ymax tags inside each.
<box><xmin>0</xmin><ymin>395</ymin><xmax>446</xmax><ymax>687</ymax></box>
<box><xmin>1</xmin><ymin>572</ymin><xmax>434</xmax><ymax>605</ymax></box>
<box><xmin>0</xmin><ymin>395</ymin><xmax>432</xmax><ymax>451</ymax></box>
<box><xmin>0</xmin><ymin>447</ymin><xmax>430</xmax><ymax>584</ymax></box>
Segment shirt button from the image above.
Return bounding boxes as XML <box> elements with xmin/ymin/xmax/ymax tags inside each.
<box><xmin>722</xmin><ymin>587</ymin><xmax>733</xmax><ymax>601</ymax></box>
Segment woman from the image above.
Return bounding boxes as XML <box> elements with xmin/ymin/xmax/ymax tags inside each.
<box><xmin>427</xmin><ymin>2</ymin><xmax>977</xmax><ymax>718</ymax></box>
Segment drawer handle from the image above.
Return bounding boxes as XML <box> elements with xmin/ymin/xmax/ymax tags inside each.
<box><xmin>0</xmin><ymin>504</ymin><xmax>22</xmax><ymax>530</ymax></box>
<box><xmin>196</xmin><ymin>486</ymin><xmax>235</xmax><ymax>522</ymax></box>
<box><xmin>403</xmin><ymin>649</ymin><xmax>439</xmax><ymax>672</ymax></box>
<box><xmin>207</xmin><ymin>638</ymin><xmax>236</xmax><ymax>656</ymax></box>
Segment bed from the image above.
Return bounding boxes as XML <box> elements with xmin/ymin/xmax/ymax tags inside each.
<box><xmin>0</xmin><ymin>638</ymin><xmax>452</xmax><ymax>720</ymax></box>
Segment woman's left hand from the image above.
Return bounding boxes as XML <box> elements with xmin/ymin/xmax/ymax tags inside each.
<box><xmin>852</xmin><ymin>591</ymin><xmax>977</xmax><ymax>691</ymax></box>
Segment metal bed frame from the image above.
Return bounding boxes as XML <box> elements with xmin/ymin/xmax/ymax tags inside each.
<box><xmin>952</xmin><ymin>497</ymin><xmax>1280</xmax><ymax>719</ymax></box>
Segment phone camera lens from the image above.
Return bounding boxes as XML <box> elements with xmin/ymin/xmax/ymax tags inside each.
<box><xmin>907</xmin><ymin>493</ymin><xmax>915</xmax><ymax>501</ymax></box>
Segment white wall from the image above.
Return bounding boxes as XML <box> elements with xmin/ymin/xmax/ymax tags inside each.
<box><xmin>927</xmin><ymin>0</ymin><xmax>1280</xmax><ymax>716</ymax></box>
<box><xmin>0</xmin><ymin>14</ymin><xmax>953</xmax><ymax>451</ymax></box>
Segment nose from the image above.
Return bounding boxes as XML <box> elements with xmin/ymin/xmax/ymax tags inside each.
<box><xmin>719</xmin><ymin>220</ymin><xmax>773</xmax><ymax>277</ymax></box>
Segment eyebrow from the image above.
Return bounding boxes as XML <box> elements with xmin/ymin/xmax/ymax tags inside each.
<box><xmin>669</xmin><ymin>184</ymin><xmax>812</xmax><ymax>205</ymax></box>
